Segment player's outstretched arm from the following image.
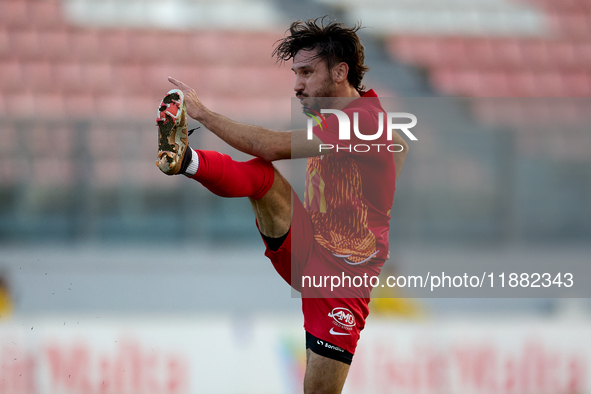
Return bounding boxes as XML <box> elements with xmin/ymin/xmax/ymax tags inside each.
<box><xmin>169</xmin><ymin>77</ymin><xmax>322</xmax><ymax>161</ymax></box>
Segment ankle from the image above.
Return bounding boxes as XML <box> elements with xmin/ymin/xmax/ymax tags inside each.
<box><xmin>181</xmin><ymin>148</ymin><xmax>199</xmax><ymax>176</ymax></box>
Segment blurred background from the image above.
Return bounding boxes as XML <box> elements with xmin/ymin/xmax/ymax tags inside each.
<box><xmin>0</xmin><ymin>0</ymin><xmax>590</xmax><ymax>392</ymax></box>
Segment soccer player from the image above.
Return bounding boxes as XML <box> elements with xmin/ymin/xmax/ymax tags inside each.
<box><xmin>156</xmin><ymin>18</ymin><xmax>408</xmax><ymax>394</ymax></box>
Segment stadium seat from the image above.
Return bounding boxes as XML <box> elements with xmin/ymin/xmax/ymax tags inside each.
<box><xmin>0</xmin><ymin>28</ymin><xmax>9</xmax><ymax>60</ymax></box>
<box><xmin>5</xmin><ymin>90</ymin><xmax>35</xmax><ymax>118</ymax></box>
<box><xmin>128</xmin><ymin>30</ymin><xmax>162</xmax><ymax>63</ymax></box>
<box><xmin>473</xmin><ymin>98</ymin><xmax>591</xmax><ymax>129</ymax></box>
<box><xmin>63</xmin><ymin>93</ymin><xmax>96</xmax><ymax>118</ymax></box>
<box><xmin>520</xmin><ymin>0</ymin><xmax>591</xmax><ymax>12</ymax></box>
<box><xmin>36</xmin><ymin>93</ymin><xmax>66</xmax><ymax>118</ymax></box>
<box><xmin>110</xmin><ymin>64</ymin><xmax>145</xmax><ymax>95</ymax></box>
<box><xmin>562</xmin><ymin>72</ymin><xmax>591</xmax><ymax>96</ymax></box>
<box><xmin>144</xmin><ymin>64</ymin><xmax>199</xmax><ymax>96</ymax></box>
<box><xmin>95</xmin><ymin>93</ymin><xmax>127</xmax><ymax>119</ymax></box>
<box><xmin>130</xmin><ymin>30</ymin><xmax>192</xmax><ymax>64</ymax></box>
<box><xmin>546</xmin><ymin>42</ymin><xmax>577</xmax><ymax>69</ymax></box>
<box><xmin>37</xmin><ymin>28</ymin><xmax>70</xmax><ymax>61</ymax></box>
<box><xmin>188</xmin><ymin>31</ymin><xmax>279</xmax><ymax>66</ymax></box>
<box><xmin>99</xmin><ymin>30</ymin><xmax>132</xmax><ymax>61</ymax></box>
<box><xmin>547</xmin><ymin>11</ymin><xmax>591</xmax><ymax>38</ymax></box>
<box><xmin>128</xmin><ymin>95</ymin><xmax>156</xmax><ymax>119</ymax></box>
<box><xmin>9</xmin><ymin>29</ymin><xmax>40</xmax><ymax>61</ymax></box>
<box><xmin>80</xmin><ymin>63</ymin><xmax>113</xmax><ymax>94</ymax></box>
<box><xmin>94</xmin><ymin>93</ymin><xmax>154</xmax><ymax>120</ymax></box>
<box><xmin>69</xmin><ymin>29</ymin><xmax>102</xmax><ymax>62</ymax></box>
<box><xmin>54</xmin><ymin>62</ymin><xmax>84</xmax><ymax>93</ymax></box>
<box><xmin>202</xmin><ymin>65</ymin><xmax>242</xmax><ymax>96</ymax></box>
<box><xmin>0</xmin><ymin>60</ymin><xmax>22</xmax><ymax>90</ymax></box>
<box><xmin>29</xmin><ymin>0</ymin><xmax>64</xmax><ymax>29</ymax></box>
<box><xmin>0</xmin><ymin>1</ymin><xmax>29</xmax><ymax>28</ymax></box>
<box><xmin>22</xmin><ymin>61</ymin><xmax>54</xmax><ymax>93</ymax></box>
<box><xmin>478</xmin><ymin>71</ymin><xmax>512</xmax><ymax>96</ymax></box>
<box><xmin>506</xmin><ymin>70</ymin><xmax>537</xmax><ymax>96</ymax></box>
<box><xmin>517</xmin><ymin>39</ymin><xmax>551</xmax><ymax>68</ymax></box>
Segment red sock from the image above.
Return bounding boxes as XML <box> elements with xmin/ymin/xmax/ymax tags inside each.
<box><xmin>189</xmin><ymin>150</ymin><xmax>274</xmax><ymax>200</ymax></box>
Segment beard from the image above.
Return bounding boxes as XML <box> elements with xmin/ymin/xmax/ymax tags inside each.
<box><xmin>301</xmin><ymin>75</ymin><xmax>338</xmax><ymax>116</ymax></box>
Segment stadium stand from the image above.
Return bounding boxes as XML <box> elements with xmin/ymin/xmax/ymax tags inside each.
<box><xmin>0</xmin><ymin>0</ymin><xmax>296</xmax><ymax>241</ymax></box>
<box><xmin>323</xmin><ymin>0</ymin><xmax>591</xmax><ymax>98</ymax></box>
<box><xmin>1</xmin><ymin>0</ymin><xmax>589</xmax><ymax>244</ymax></box>
<box><xmin>0</xmin><ymin>0</ymin><xmax>293</xmax><ymax>123</ymax></box>
<box><xmin>321</xmin><ymin>0</ymin><xmax>591</xmax><ymax>157</ymax></box>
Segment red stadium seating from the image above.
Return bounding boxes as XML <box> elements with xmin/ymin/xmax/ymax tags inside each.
<box><xmin>63</xmin><ymin>93</ymin><xmax>96</xmax><ymax>117</ymax></box>
<box><xmin>386</xmin><ymin>0</ymin><xmax>591</xmax><ymax>102</ymax></box>
<box><xmin>69</xmin><ymin>29</ymin><xmax>102</xmax><ymax>62</ymax></box>
<box><xmin>0</xmin><ymin>1</ymin><xmax>29</xmax><ymax>28</ymax></box>
<box><xmin>0</xmin><ymin>0</ymin><xmax>290</xmax><ymax>123</ymax></box>
<box><xmin>0</xmin><ymin>27</ymin><xmax>9</xmax><ymax>60</ymax></box>
<box><xmin>37</xmin><ymin>28</ymin><xmax>70</xmax><ymax>61</ymax></box>
<box><xmin>0</xmin><ymin>60</ymin><xmax>22</xmax><ymax>90</ymax></box>
<box><xmin>9</xmin><ymin>29</ymin><xmax>40</xmax><ymax>60</ymax></box>
<box><xmin>98</xmin><ymin>29</ymin><xmax>132</xmax><ymax>62</ymax></box>
<box><xmin>29</xmin><ymin>0</ymin><xmax>64</xmax><ymax>29</ymax></box>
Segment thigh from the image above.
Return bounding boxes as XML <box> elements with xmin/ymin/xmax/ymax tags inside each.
<box><xmin>256</xmin><ymin>170</ymin><xmax>315</xmax><ymax>289</ymax></box>
<box><xmin>304</xmin><ymin>348</ymin><xmax>350</xmax><ymax>394</ymax></box>
<box><xmin>249</xmin><ymin>166</ymin><xmax>292</xmax><ymax>238</ymax></box>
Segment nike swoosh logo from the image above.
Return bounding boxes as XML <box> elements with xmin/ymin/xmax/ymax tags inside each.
<box><xmin>330</xmin><ymin>327</ymin><xmax>351</xmax><ymax>336</ymax></box>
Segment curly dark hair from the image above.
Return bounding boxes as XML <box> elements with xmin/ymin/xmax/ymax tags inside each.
<box><xmin>272</xmin><ymin>17</ymin><xmax>369</xmax><ymax>91</ymax></box>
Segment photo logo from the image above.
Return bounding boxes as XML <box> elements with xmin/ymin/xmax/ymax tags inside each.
<box><xmin>328</xmin><ymin>307</ymin><xmax>356</xmax><ymax>327</ymax></box>
<box><xmin>307</xmin><ymin>110</ymin><xmax>417</xmax><ymax>141</ymax></box>
<box><xmin>306</xmin><ymin>109</ymin><xmax>417</xmax><ymax>153</ymax></box>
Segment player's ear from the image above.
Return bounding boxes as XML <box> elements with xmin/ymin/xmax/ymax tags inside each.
<box><xmin>332</xmin><ymin>62</ymin><xmax>349</xmax><ymax>83</ymax></box>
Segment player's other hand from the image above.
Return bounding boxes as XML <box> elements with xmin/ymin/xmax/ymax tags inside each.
<box><xmin>168</xmin><ymin>77</ymin><xmax>208</xmax><ymax>121</ymax></box>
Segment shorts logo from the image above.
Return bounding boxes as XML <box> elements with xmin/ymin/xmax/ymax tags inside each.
<box><xmin>329</xmin><ymin>327</ymin><xmax>351</xmax><ymax>336</ymax></box>
<box><xmin>324</xmin><ymin>342</ymin><xmax>345</xmax><ymax>353</ymax></box>
<box><xmin>328</xmin><ymin>307</ymin><xmax>356</xmax><ymax>328</ymax></box>
<box><xmin>317</xmin><ymin>340</ymin><xmax>324</xmax><ymax>346</ymax></box>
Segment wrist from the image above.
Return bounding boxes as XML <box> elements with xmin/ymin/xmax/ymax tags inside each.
<box><xmin>194</xmin><ymin>107</ymin><xmax>213</xmax><ymax>124</ymax></box>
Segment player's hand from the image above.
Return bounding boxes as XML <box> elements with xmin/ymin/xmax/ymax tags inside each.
<box><xmin>168</xmin><ymin>77</ymin><xmax>208</xmax><ymax>121</ymax></box>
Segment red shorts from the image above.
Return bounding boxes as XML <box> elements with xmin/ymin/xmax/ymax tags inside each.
<box><xmin>260</xmin><ymin>191</ymin><xmax>383</xmax><ymax>355</ymax></box>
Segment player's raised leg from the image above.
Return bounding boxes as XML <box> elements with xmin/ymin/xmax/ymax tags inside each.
<box><xmin>248</xmin><ymin>167</ymin><xmax>291</xmax><ymax>238</ymax></box>
<box><xmin>155</xmin><ymin>88</ymin><xmax>292</xmax><ymax>238</ymax></box>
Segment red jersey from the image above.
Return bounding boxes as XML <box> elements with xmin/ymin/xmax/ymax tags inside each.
<box><xmin>304</xmin><ymin>90</ymin><xmax>395</xmax><ymax>265</ymax></box>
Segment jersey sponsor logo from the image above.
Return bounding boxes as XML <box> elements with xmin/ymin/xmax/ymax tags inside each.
<box><xmin>328</xmin><ymin>307</ymin><xmax>356</xmax><ymax>328</ymax></box>
<box><xmin>329</xmin><ymin>327</ymin><xmax>351</xmax><ymax>336</ymax></box>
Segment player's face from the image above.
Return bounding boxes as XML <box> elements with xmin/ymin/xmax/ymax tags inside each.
<box><xmin>292</xmin><ymin>48</ymin><xmax>338</xmax><ymax>112</ymax></box>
